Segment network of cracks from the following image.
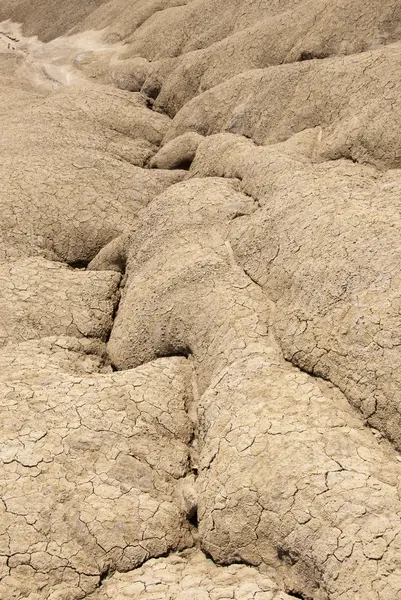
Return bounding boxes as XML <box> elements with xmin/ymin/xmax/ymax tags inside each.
<box><xmin>2</xmin><ymin>5</ymin><xmax>401</xmax><ymax>599</ymax></box>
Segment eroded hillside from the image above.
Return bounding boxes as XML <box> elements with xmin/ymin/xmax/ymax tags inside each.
<box><xmin>1</xmin><ymin>1</ymin><xmax>401</xmax><ymax>599</ymax></box>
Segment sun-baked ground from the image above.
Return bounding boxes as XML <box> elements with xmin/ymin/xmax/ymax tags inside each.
<box><xmin>1</xmin><ymin>2</ymin><xmax>401</xmax><ymax>599</ymax></box>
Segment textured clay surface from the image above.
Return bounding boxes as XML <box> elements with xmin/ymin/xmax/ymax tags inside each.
<box><xmin>1</xmin><ymin>2</ymin><xmax>401</xmax><ymax>599</ymax></box>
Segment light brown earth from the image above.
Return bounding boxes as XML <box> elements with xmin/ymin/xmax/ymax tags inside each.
<box><xmin>1</xmin><ymin>1</ymin><xmax>401</xmax><ymax>599</ymax></box>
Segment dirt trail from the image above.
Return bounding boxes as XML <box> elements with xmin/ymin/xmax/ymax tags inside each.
<box><xmin>0</xmin><ymin>20</ymin><xmax>117</xmax><ymax>89</ymax></box>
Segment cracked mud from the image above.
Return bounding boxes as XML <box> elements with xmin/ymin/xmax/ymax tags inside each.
<box><xmin>1</xmin><ymin>1</ymin><xmax>401</xmax><ymax>599</ymax></box>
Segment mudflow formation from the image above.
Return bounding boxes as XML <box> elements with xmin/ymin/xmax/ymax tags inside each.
<box><xmin>2</xmin><ymin>1</ymin><xmax>401</xmax><ymax>599</ymax></box>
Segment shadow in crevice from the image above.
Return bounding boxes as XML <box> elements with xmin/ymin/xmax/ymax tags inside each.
<box><xmin>286</xmin><ymin>590</ymin><xmax>313</xmax><ymax>600</ymax></box>
<box><xmin>155</xmin><ymin>345</ymin><xmax>193</xmax><ymax>360</ymax></box>
<box><xmin>148</xmin><ymin>156</ymin><xmax>194</xmax><ymax>171</ymax></box>
<box><xmin>172</xmin><ymin>157</ymin><xmax>193</xmax><ymax>171</ymax></box>
<box><xmin>277</xmin><ymin>545</ymin><xmax>299</xmax><ymax>567</ymax></box>
<box><xmin>297</xmin><ymin>50</ymin><xmax>330</xmax><ymax>61</ymax></box>
<box><xmin>187</xmin><ymin>505</ymin><xmax>198</xmax><ymax>528</ymax></box>
<box><xmin>67</xmin><ymin>259</ymin><xmax>90</xmax><ymax>269</ymax></box>
<box><xmin>109</xmin><ymin>347</ymin><xmax>193</xmax><ymax>372</ymax></box>
<box><xmin>98</xmin><ymin>563</ymin><xmax>115</xmax><ymax>588</ymax></box>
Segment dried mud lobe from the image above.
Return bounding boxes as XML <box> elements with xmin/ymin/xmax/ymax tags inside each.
<box><xmin>0</xmin><ymin>344</ymin><xmax>194</xmax><ymax>599</ymax></box>
<box><xmin>89</xmin><ymin>549</ymin><xmax>293</xmax><ymax>600</ymax></box>
<box><xmin>0</xmin><ymin>76</ymin><xmax>186</xmax><ymax>265</ymax></box>
<box><xmin>0</xmin><ymin>258</ymin><xmax>120</xmax><ymax>344</ymax></box>
<box><xmin>191</xmin><ymin>132</ymin><xmax>401</xmax><ymax>451</ymax></box>
<box><xmin>107</xmin><ymin>176</ymin><xmax>401</xmax><ymax>600</ymax></box>
<box><xmin>2</xmin><ymin>1</ymin><xmax>401</xmax><ymax>599</ymax></box>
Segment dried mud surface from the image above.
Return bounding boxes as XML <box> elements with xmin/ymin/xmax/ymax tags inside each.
<box><xmin>1</xmin><ymin>2</ymin><xmax>401</xmax><ymax>599</ymax></box>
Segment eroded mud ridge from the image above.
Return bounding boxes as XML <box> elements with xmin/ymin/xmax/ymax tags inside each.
<box><xmin>1</xmin><ymin>2</ymin><xmax>401</xmax><ymax>599</ymax></box>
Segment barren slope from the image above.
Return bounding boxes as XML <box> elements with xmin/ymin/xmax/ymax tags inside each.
<box><xmin>1</xmin><ymin>1</ymin><xmax>401</xmax><ymax>599</ymax></box>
